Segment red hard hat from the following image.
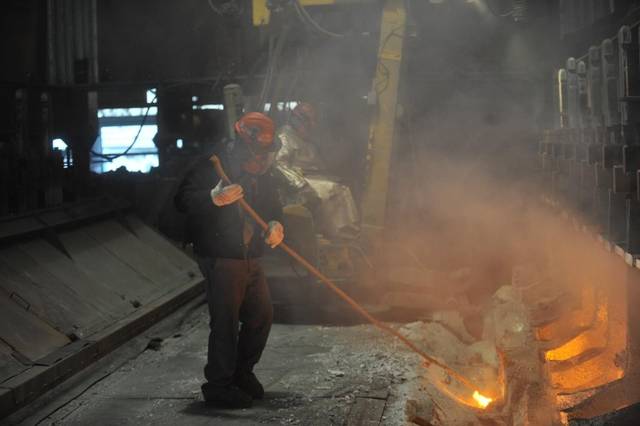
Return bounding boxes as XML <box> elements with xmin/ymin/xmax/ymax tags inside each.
<box><xmin>234</xmin><ymin>112</ymin><xmax>276</xmax><ymax>151</ymax></box>
<box><xmin>292</xmin><ymin>102</ymin><xmax>317</xmax><ymax>129</ymax></box>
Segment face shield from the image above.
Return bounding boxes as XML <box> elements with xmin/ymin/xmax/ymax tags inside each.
<box><xmin>240</xmin><ymin>135</ymin><xmax>282</xmax><ymax>175</ymax></box>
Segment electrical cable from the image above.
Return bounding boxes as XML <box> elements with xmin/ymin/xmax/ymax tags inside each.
<box><xmin>293</xmin><ymin>0</ymin><xmax>313</xmax><ymax>34</ymax></box>
<box><xmin>207</xmin><ymin>0</ymin><xmax>222</xmax><ymax>15</ymax></box>
<box><xmin>283</xmin><ymin>59</ymin><xmax>301</xmax><ymax>105</ymax></box>
<box><xmin>91</xmin><ymin>69</ymin><xmax>227</xmax><ymax>164</ymax></box>
<box><xmin>375</xmin><ymin>61</ymin><xmax>391</xmax><ymax>95</ymax></box>
<box><xmin>268</xmin><ymin>42</ymin><xmax>289</xmax><ymax>115</ymax></box>
<box><xmin>259</xmin><ymin>34</ymin><xmax>276</xmax><ymax>106</ymax></box>
<box><xmin>482</xmin><ymin>0</ymin><xmax>515</xmax><ymax>18</ymax></box>
<box><xmin>345</xmin><ymin>242</ymin><xmax>374</xmax><ymax>270</ymax></box>
<box><xmin>373</xmin><ymin>27</ymin><xmax>404</xmax><ymax>96</ymax></box>
<box><xmin>259</xmin><ymin>34</ymin><xmax>278</xmax><ymax>108</ymax></box>
<box><xmin>206</xmin><ymin>0</ymin><xmax>244</xmax><ymax>16</ymax></box>
<box><xmin>90</xmin><ymin>94</ymin><xmax>156</xmax><ymax>162</ymax></box>
<box><xmin>260</xmin><ymin>25</ymin><xmax>290</xmax><ymax>111</ymax></box>
<box><xmin>293</xmin><ymin>0</ymin><xmax>345</xmax><ymax>38</ymax></box>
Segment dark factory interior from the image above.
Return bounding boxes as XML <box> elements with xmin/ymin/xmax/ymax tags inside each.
<box><xmin>3</xmin><ymin>0</ymin><xmax>640</xmax><ymax>424</ymax></box>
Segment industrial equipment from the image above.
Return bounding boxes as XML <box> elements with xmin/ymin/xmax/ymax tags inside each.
<box><xmin>6</xmin><ymin>0</ymin><xmax>640</xmax><ymax>424</ymax></box>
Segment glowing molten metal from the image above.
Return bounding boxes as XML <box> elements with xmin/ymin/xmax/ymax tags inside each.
<box><xmin>473</xmin><ymin>391</ymin><xmax>493</xmax><ymax>409</ymax></box>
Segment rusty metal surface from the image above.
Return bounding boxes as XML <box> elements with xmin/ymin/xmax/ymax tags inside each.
<box><xmin>0</xmin><ymin>293</ymin><xmax>70</xmax><ymax>362</ymax></box>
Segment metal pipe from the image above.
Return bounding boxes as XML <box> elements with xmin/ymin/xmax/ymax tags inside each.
<box><xmin>46</xmin><ymin>0</ymin><xmax>56</xmax><ymax>84</ymax></box>
<box><xmin>15</xmin><ymin>90</ymin><xmax>26</xmax><ymax>157</ymax></box>
<box><xmin>73</xmin><ymin>0</ymin><xmax>84</xmax><ymax>63</ymax></box>
<box><xmin>64</xmin><ymin>0</ymin><xmax>74</xmax><ymax>84</ymax></box>
<box><xmin>55</xmin><ymin>0</ymin><xmax>66</xmax><ymax>84</ymax></box>
<box><xmin>90</xmin><ymin>0</ymin><xmax>99</xmax><ymax>83</ymax></box>
<box><xmin>41</xmin><ymin>93</ymin><xmax>50</xmax><ymax>156</ymax></box>
<box><xmin>512</xmin><ymin>0</ymin><xmax>527</xmax><ymax>22</ymax></box>
<box><xmin>81</xmin><ymin>0</ymin><xmax>89</xmax><ymax>72</ymax></box>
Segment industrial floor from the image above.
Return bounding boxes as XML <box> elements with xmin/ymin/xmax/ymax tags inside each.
<box><xmin>6</xmin><ymin>295</ymin><xmax>417</xmax><ymax>426</ymax></box>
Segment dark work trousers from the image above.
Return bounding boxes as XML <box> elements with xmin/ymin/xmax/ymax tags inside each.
<box><xmin>197</xmin><ymin>257</ymin><xmax>273</xmax><ymax>389</ymax></box>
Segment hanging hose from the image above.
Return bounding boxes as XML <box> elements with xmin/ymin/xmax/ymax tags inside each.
<box><xmin>259</xmin><ymin>24</ymin><xmax>290</xmax><ymax>111</ymax></box>
<box><xmin>293</xmin><ymin>0</ymin><xmax>345</xmax><ymax>38</ymax></box>
<box><xmin>512</xmin><ymin>0</ymin><xmax>528</xmax><ymax>22</ymax></box>
<box><xmin>208</xmin><ymin>155</ymin><xmax>482</xmax><ymax>393</ymax></box>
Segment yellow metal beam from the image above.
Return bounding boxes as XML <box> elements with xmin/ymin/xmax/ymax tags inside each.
<box><xmin>252</xmin><ymin>0</ymin><xmax>338</xmax><ymax>26</ymax></box>
<box><xmin>360</xmin><ymin>0</ymin><xmax>406</xmax><ymax>234</ymax></box>
<box><xmin>253</xmin><ymin>0</ymin><xmax>406</xmax><ymax>235</ymax></box>
<box><xmin>252</xmin><ymin>0</ymin><xmax>271</xmax><ymax>26</ymax></box>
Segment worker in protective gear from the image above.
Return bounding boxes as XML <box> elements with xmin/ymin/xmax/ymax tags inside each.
<box><xmin>175</xmin><ymin>112</ymin><xmax>284</xmax><ymax>409</ymax></box>
<box><xmin>275</xmin><ymin>102</ymin><xmax>359</xmax><ymax>238</ymax></box>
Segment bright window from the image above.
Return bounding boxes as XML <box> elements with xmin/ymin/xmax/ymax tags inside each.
<box><xmin>192</xmin><ymin>103</ymin><xmax>224</xmax><ymax>110</ymax></box>
<box><xmin>264</xmin><ymin>101</ymin><xmax>298</xmax><ymax>112</ymax></box>
<box><xmin>52</xmin><ymin>138</ymin><xmax>73</xmax><ymax>168</ymax></box>
<box><xmin>92</xmin><ymin>88</ymin><xmax>159</xmax><ymax>174</ymax></box>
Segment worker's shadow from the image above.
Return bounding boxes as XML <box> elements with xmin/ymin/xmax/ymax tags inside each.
<box><xmin>181</xmin><ymin>391</ymin><xmax>306</xmax><ymax>418</ymax></box>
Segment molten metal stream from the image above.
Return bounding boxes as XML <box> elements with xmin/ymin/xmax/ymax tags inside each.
<box><xmin>209</xmin><ymin>155</ymin><xmax>493</xmax><ymax>408</ymax></box>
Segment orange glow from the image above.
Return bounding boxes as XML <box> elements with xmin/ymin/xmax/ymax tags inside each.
<box><xmin>545</xmin><ymin>278</ymin><xmax>628</xmax><ymax>394</ymax></box>
<box><xmin>431</xmin><ymin>379</ymin><xmax>496</xmax><ymax>410</ymax></box>
<box><xmin>473</xmin><ymin>391</ymin><xmax>493</xmax><ymax>409</ymax></box>
<box><xmin>549</xmin><ymin>349</ymin><xmax>624</xmax><ymax>392</ymax></box>
<box><xmin>537</xmin><ymin>286</ymin><xmax>596</xmax><ymax>342</ymax></box>
<box><xmin>544</xmin><ymin>299</ymin><xmax>608</xmax><ymax>362</ymax></box>
<box><xmin>423</xmin><ymin>364</ymin><xmax>501</xmax><ymax>411</ymax></box>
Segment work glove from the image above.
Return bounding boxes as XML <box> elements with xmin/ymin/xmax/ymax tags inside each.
<box><xmin>264</xmin><ymin>221</ymin><xmax>284</xmax><ymax>248</ymax></box>
<box><xmin>210</xmin><ymin>181</ymin><xmax>243</xmax><ymax>207</ymax></box>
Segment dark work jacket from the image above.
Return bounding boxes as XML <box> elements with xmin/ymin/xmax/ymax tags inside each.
<box><xmin>174</xmin><ymin>153</ymin><xmax>283</xmax><ymax>259</ymax></box>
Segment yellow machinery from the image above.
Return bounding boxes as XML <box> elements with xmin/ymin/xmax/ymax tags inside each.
<box><xmin>252</xmin><ymin>0</ymin><xmax>406</xmax><ymax>237</ymax></box>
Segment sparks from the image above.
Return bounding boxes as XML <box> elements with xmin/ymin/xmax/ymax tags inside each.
<box><xmin>473</xmin><ymin>391</ymin><xmax>493</xmax><ymax>409</ymax></box>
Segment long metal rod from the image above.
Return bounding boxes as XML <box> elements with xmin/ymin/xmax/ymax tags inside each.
<box><xmin>209</xmin><ymin>155</ymin><xmax>479</xmax><ymax>392</ymax></box>
<box><xmin>64</xmin><ymin>0</ymin><xmax>74</xmax><ymax>84</ymax></box>
<box><xmin>55</xmin><ymin>0</ymin><xmax>66</xmax><ymax>84</ymax></box>
<box><xmin>46</xmin><ymin>0</ymin><xmax>56</xmax><ymax>84</ymax></box>
<box><xmin>90</xmin><ymin>0</ymin><xmax>99</xmax><ymax>83</ymax></box>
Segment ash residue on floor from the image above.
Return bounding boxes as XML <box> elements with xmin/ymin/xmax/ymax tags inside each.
<box><xmin>10</xmin><ymin>298</ymin><xmax>426</xmax><ymax>426</ymax></box>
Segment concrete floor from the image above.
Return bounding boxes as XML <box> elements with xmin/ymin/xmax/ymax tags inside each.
<box><xmin>7</xmin><ymin>295</ymin><xmax>416</xmax><ymax>426</ymax></box>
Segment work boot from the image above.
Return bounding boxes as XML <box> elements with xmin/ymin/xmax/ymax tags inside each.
<box><xmin>201</xmin><ymin>383</ymin><xmax>252</xmax><ymax>409</ymax></box>
<box><xmin>234</xmin><ymin>372</ymin><xmax>265</xmax><ymax>399</ymax></box>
